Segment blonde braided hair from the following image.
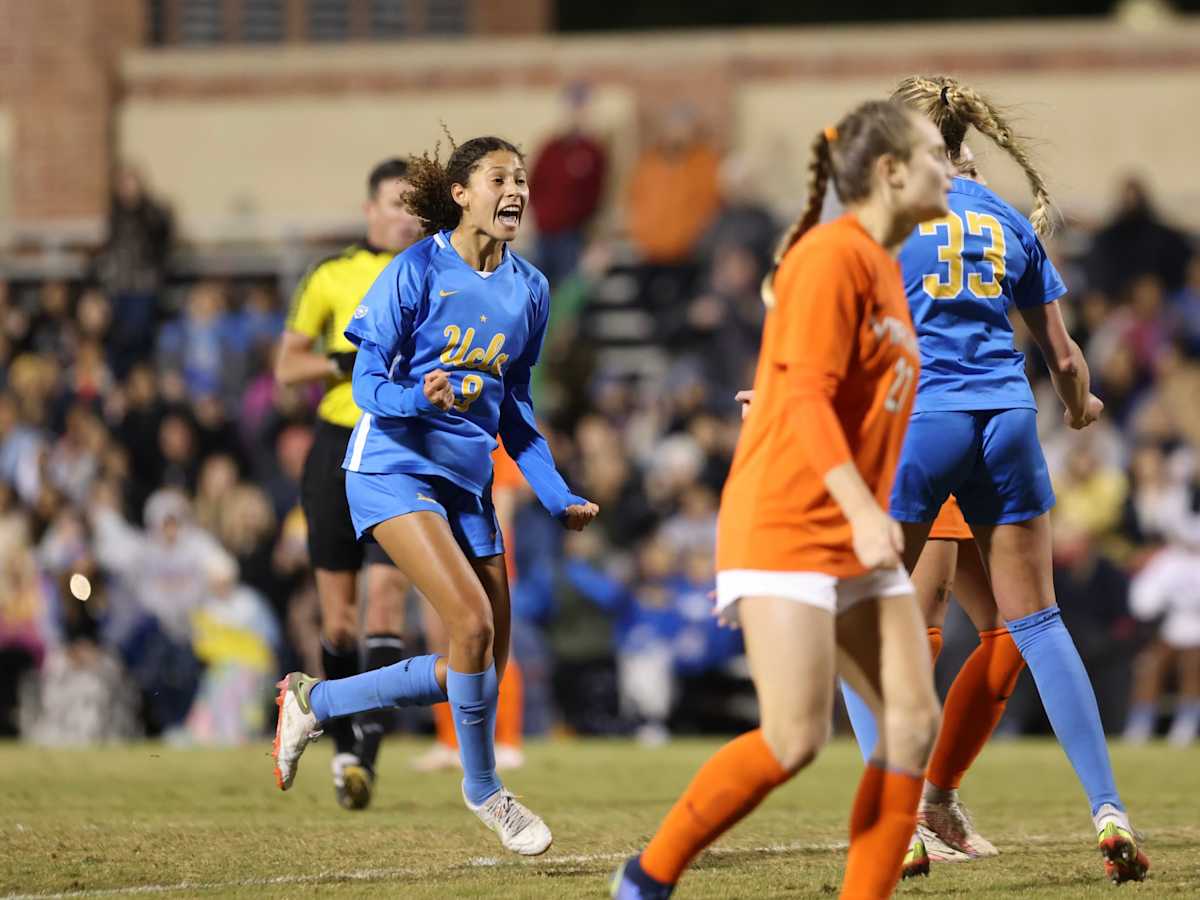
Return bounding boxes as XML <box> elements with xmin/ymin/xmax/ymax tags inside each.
<box><xmin>893</xmin><ymin>75</ymin><xmax>1055</xmax><ymax>237</ymax></box>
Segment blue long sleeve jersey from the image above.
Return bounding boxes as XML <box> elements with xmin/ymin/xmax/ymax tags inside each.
<box><xmin>341</xmin><ymin>230</ymin><xmax>583</xmax><ymax>519</ymax></box>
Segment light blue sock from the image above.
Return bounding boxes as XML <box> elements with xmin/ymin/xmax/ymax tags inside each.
<box><xmin>1006</xmin><ymin>606</ymin><xmax>1122</xmax><ymax>815</ymax></box>
<box><xmin>840</xmin><ymin>679</ymin><xmax>879</xmax><ymax>763</ymax></box>
<box><xmin>448</xmin><ymin>664</ymin><xmax>502</xmax><ymax>806</ymax></box>
<box><xmin>309</xmin><ymin>654</ymin><xmax>445</xmax><ymax>723</ymax></box>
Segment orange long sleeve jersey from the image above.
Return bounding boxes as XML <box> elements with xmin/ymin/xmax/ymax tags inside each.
<box><xmin>716</xmin><ymin>215</ymin><xmax>921</xmax><ymax>578</ymax></box>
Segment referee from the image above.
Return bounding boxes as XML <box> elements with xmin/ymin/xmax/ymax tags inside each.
<box><xmin>274</xmin><ymin>158</ymin><xmax>423</xmax><ymax>810</ymax></box>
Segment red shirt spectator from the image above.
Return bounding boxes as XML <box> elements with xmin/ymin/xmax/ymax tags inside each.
<box><xmin>530</xmin><ymin>132</ymin><xmax>607</xmax><ymax>236</ymax></box>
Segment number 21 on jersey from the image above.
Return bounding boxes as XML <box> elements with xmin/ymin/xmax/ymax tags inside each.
<box><xmin>884</xmin><ymin>358</ymin><xmax>916</xmax><ymax>413</ymax></box>
<box><xmin>920</xmin><ymin>210</ymin><xmax>1007</xmax><ymax>300</ymax></box>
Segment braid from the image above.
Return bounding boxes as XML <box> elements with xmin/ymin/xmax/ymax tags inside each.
<box><xmin>761</xmin><ymin>129</ymin><xmax>832</xmax><ymax>308</ymax></box>
<box><xmin>895</xmin><ymin>74</ymin><xmax>1057</xmax><ymax>238</ymax></box>
<box><xmin>942</xmin><ymin>82</ymin><xmax>1056</xmax><ymax>237</ymax></box>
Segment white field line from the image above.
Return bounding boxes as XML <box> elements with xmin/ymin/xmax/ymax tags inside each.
<box><xmin>1</xmin><ymin>834</ymin><xmax>1091</xmax><ymax>899</ymax></box>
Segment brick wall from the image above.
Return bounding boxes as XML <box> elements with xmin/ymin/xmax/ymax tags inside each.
<box><xmin>0</xmin><ymin>0</ymin><xmax>141</xmax><ymax>237</ymax></box>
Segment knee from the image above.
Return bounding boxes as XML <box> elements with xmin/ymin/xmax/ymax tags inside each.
<box><xmin>450</xmin><ymin>606</ymin><xmax>495</xmax><ymax>659</ymax></box>
<box><xmin>883</xmin><ymin>698</ymin><xmax>941</xmax><ymax>768</ymax></box>
<box><xmin>367</xmin><ymin>568</ymin><xmax>409</xmax><ymax>607</ymax></box>
<box><xmin>321</xmin><ymin>618</ymin><xmax>358</xmax><ymax>651</ymax></box>
<box><xmin>762</xmin><ymin>716</ymin><xmax>830</xmax><ymax>774</ymax></box>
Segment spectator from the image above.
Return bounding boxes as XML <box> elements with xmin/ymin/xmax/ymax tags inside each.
<box><xmin>674</xmin><ymin>242</ymin><xmax>766</xmax><ymax>389</ymax></box>
<box><xmin>1086</xmin><ymin>175</ymin><xmax>1192</xmax><ymax>297</ymax></box>
<box><xmin>157</xmin><ymin>282</ymin><xmax>241</xmax><ymax>402</ymax></box>
<box><xmin>530</xmin><ymin>82</ymin><xmax>609</xmax><ymax>287</ymax></box>
<box><xmin>1124</xmin><ymin>518</ymin><xmax>1200</xmax><ymax>746</ymax></box>
<box><xmin>18</xmin><ymin>564</ymin><xmax>142</xmax><ymax>747</ymax></box>
<box><xmin>94</xmin><ymin>164</ymin><xmax>174</xmax><ymax>376</ymax></box>
<box><xmin>183</xmin><ymin>553</ymin><xmax>280</xmax><ymax>746</ymax></box>
<box><xmin>697</xmin><ymin>154</ymin><xmax>778</xmax><ymax>273</ymax></box>
<box><xmin>1052</xmin><ymin>433</ymin><xmax>1129</xmax><ymax>543</ymax></box>
<box><xmin>89</xmin><ymin>486</ymin><xmax>234</xmax><ymax>732</ymax></box>
<box><xmin>0</xmin><ymin>391</ymin><xmax>46</xmax><ymax>506</ymax></box>
<box><xmin>0</xmin><ymin>501</ymin><xmax>46</xmax><ymax>736</ymax></box>
<box><xmin>1169</xmin><ymin>255</ymin><xmax>1200</xmax><ymax>355</ymax></box>
<box><xmin>627</xmin><ymin>104</ymin><xmax>721</xmax><ymax>265</ymax></box>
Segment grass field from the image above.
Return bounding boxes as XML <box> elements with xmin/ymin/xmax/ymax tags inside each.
<box><xmin>2</xmin><ymin>737</ymin><xmax>1196</xmax><ymax>898</ymax></box>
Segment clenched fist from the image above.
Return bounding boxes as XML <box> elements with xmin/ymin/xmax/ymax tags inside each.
<box><xmin>423</xmin><ymin>369</ymin><xmax>454</xmax><ymax>412</ymax></box>
<box><xmin>1064</xmin><ymin>393</ymin><xmax>1103</xmax><ymax>430</ymax></box>
<box><xmin>562</xmin><ymin>501</ymin><xmax>600</xmax><ymax>531</ymax></box>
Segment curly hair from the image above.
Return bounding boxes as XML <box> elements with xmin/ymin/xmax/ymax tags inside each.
<box><xmin>404</xmin><ymin>134</ymin><xmax>523</xmax><ymax>235</ymax></box>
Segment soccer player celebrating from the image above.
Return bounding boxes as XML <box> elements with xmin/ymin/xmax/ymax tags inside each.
<box><xmin>272</xmin><ymin>135</ymin><xmax>598</xmax><ymax>857</ymax></box>
<box><xmin>274</xmin><ymin>158</ymin><xmax>423</xmax><ymax>810</ymax></box>
<box><xmin>846</xmin><ymin>74</ymin><xmax>1148</xmax><ymax>884</ymax></box>
<box><xmin>612</xmin><ymin>99</ymin><xmax>952</xmax><ymax>899</ymax></box>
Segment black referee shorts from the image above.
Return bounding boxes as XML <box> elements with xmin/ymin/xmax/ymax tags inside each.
<box><xmin>300</xmin><ymin>421</ymin><xmax>364</xmax><ymax>572</ymax></box>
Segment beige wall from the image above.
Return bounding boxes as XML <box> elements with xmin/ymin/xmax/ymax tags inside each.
<box><xmin>115</xmin><ymin>18</ymin><xmax>1200</xmax><ymax>243</ymax></box>
<box><xmin>0</xmin><ymin>107</ymin><xmax>11</xmax><ymax>230</ymax></box>
<box><xmin>119</xmin><ymin>86</ymin><xmax>638</xmax><ymax>246</ymax></box>
<box><xmin>739</xmin><ymin>71</ymin><xmax>1198</xmax><ymax>229</ymax></box>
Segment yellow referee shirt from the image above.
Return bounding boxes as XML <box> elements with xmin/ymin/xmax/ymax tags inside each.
<box><xmin>286</xmin><ymin>243</ymin><xmax>394</xmax><ymax>428</ymax></box>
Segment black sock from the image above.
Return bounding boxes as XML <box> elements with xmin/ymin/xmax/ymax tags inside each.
<box><xmin>320</xmin><ymin>637</ymin><xmax>361</xmax><ymax>756</ymax></box>
<box><xmin>355</xmin><ymin>633</ymin><xmax>407</xmax><ymax>771</ymax></box>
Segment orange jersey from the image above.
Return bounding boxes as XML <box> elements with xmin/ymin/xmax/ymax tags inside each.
<box><xmin>929</xmin><ymin>495</ymin><xmax>972</xmax><ymax>541</ymax></box>
<box><xmin>491</xmin><ymin>441</ymin><xmax>524</xmax><ymax>492</ymax></box>
<box><xmin>716</xmin><ymin>215</ymin><xmax>920</xmax><ymax>578</ymax></box>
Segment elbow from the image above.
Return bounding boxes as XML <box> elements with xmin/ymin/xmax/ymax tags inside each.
<box><xmin>1052</xmin><ymin>355</ymin><xmax>1078</xmax><ymax>378</ymax></box>
<box><xmin>349</xmin><ymin>380</ymin><xmax>371</xmax><ymax>414</ymax></box>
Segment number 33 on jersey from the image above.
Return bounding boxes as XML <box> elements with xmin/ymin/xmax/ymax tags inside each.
<box><xmin>898</xmin><ymin>177</ymin><xmax>1067</xmax><ymax>414</ymax></box>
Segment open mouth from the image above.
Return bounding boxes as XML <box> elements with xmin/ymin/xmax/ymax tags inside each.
<box><xmin>496</xmin><ymin>204</ymin><xmax>522</xmax><ymax>228</ymax></box>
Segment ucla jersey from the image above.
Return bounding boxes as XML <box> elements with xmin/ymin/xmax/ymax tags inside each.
<box><xmin>341</xmin><ymin>231</ymin><xmax>580</xmax><ymax>517</ymax></box>
<box><xmin>898</xmin><ymin>177</ymin><xmax>1066</xmax><ymax>413</ymax></box>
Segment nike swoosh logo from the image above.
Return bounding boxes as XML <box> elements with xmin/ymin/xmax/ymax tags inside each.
<box><xmin>460</xmin><ymin>716</ymin><xmax>484</xmax><ymax>726</ymax></box>
<box><xmin>439</xmin><ymin>289</ymin><xmax>459</xmax><ymax>298</ymax></box>
<box><xmin>291</xmin><ymin>675</ymin><xmax>312</xmax><ymax>715</ymax></box>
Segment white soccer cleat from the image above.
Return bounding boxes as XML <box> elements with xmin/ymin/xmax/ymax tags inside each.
<box><xmin>273</xmin><ymin>672</ymin><xmax>323</xmax><ymax>791</ymax></box>
<box><xmin>463</xmin><ymin>784</ymin><xmax>553</xmax><ymax>856</ymax></box>
<box><xmin>917</xmin><ymin>823</ymin><xmax>973</xmax><ymax>863</ymax></box>
<box><xmin>919</xmin><ymin>787</ymin><xmax>999</xmax><ymax>858</ymax></box>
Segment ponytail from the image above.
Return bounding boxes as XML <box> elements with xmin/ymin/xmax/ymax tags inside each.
<box><xmin>405</xmin><ymin>131</ymin><xmax>524</xmax><ymax>237</ymax></box>
<box><xmin>894</xmin><ymin>75</ymin><xmax>1056</xmax><ymax>237</ymax></box>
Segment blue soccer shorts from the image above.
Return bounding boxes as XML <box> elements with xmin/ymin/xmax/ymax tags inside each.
<box><xmin>889</xmin><ymin>408</ymin><xmax>1055</xmax><ymax>526</ymax></box>
<box><xmin>345</xmin><ymin>470</ymin><xmax>503</xmax><ymax>558</ymax></box>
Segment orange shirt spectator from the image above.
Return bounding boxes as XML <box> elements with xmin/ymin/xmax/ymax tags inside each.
<box><xmin>627</xmin><ymin>142</ymin><xmax>721</xmax><ymax>265</ymax></box>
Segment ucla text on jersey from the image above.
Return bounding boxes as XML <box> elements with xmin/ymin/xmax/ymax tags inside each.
<box><xmin>342</xmin><ymin>231</ymin><xmax>581</xmax><ymax>518</ymax></box>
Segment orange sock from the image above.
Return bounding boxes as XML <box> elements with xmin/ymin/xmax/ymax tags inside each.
<box><xmin>926</xmin><ymin>627</ymin><xmax>1025</xmax><ymax>790</ymax></box>
<box><xmin>641</xmin><ymin>728</ymin><xmax>789</xmax><ymax>885</ymax></box>
<box><xmin>848</xmin><ymin>763</ymin><xmax>884</xmax><ymax>837</ymax></box>
<box><xmin>840</xmin><ymin>765</ymin><xmax>923</xmax><ymax>900</ymax></box>
<box><xmin>926</xmin><ymin>626</ymin><xmax>943</xmax><ymax>663</ymax></box>
<box><xmin>496</xmin><ymin>657</ymin><xmax>524</xmax><ymax>748</ymax></box>
<box><xmin>432</xmin><ymin>700</ymin><xmax>457</xmax><ymax>749</ymax></box>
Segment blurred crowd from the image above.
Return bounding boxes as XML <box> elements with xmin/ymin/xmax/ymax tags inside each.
<box><xmin>1</xmin><ymin>87</ymin><xmax>1198</xmax><ymax>750</ymax></box>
